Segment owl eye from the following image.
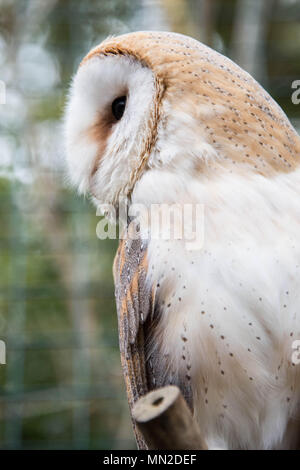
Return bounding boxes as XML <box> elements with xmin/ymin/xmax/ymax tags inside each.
<box><xmin>112</xmin><ymin>96</ymin><xmax>126</xmax><ymax>121</ymax></box>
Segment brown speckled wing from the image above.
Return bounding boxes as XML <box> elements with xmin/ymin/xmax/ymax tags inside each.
<box><xmin>113</xmin><ymin>226</ymin><xmax>156</xmax><ymax>450</ymax></box>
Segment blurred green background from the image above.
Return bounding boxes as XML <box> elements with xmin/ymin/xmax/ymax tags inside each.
<box><xmin>0</xmin><ymin>0</ymin><xmax>299</xmax><ymax>450</ymax></box>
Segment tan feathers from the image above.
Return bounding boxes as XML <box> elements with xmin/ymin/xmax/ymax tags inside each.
<box><xmin>81</xmin><ymin>31</ymin><xmax>300</xmax><ymax>180</ymax></box>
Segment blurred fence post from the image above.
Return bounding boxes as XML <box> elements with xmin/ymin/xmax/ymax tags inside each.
<box><xmin>4</xmin><ymin>187</ymin><xmax>27</xmax><ymax>449</ymax></box>
<box><xmin>231</xmin><ymin>0</ymin><xmax>275</xmax><ymax>85</ymax></box>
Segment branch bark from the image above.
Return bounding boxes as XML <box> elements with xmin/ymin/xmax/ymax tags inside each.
<box><xmin>132</xmin><ymin>385</ymin><xmax>207</xmax><ymax>450</ymax></box>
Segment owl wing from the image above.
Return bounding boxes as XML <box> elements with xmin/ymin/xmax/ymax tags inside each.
<box><xmin>113</xmin><ymin>223</ymin><xmax>194</xmax><ymax>449</ymax></box>
<box><xmin>113</xmin><ymin>226</ymin><xmax>154</xmax><ymax>450</ymax></box>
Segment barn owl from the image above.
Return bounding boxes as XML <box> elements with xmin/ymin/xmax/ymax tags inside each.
<box><xmin>64</xmin><ymin>31</ymin><xmax>300</xmax><ymax>450</ymax></box>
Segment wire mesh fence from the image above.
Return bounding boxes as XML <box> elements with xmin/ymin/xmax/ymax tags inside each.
<box><xmin>0</xmin><ymin>177</ymin><xmax>134</xmax><ymax>449</ymax></box>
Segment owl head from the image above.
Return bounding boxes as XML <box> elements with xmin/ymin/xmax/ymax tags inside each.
<box><xmin>64</xmin><ymin>31</ymin><xmax>299</xmax><ymax>207</ymax></box>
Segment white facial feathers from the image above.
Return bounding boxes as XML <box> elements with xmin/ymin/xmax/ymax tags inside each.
<box><xmin>64</xmin><ymin>54</ymin><xmax>155</xmax><ymax>202</ymax></box>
